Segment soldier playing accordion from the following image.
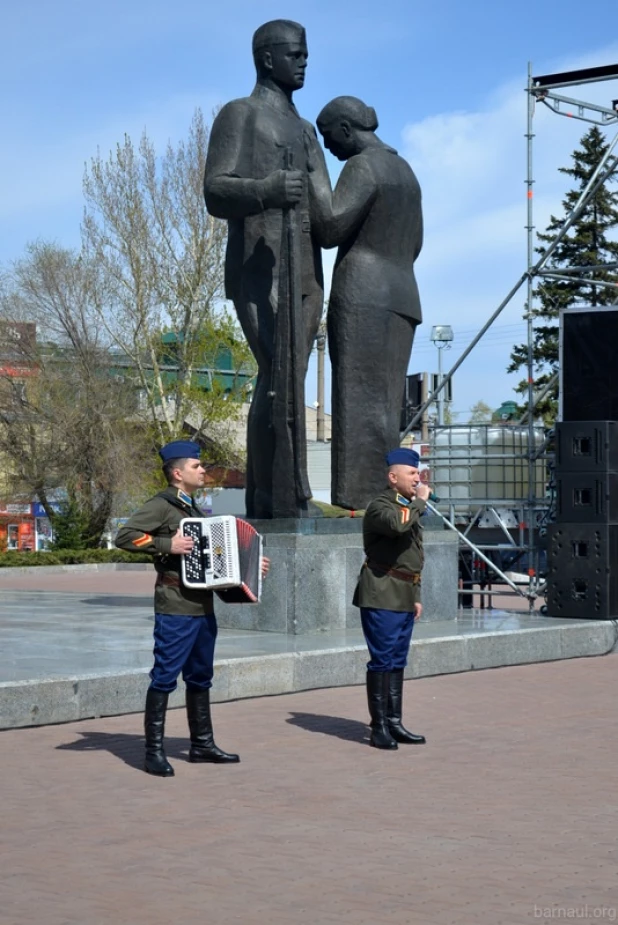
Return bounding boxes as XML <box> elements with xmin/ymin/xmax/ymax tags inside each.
<box><xmin>116</xmin><ymin>440</ymin><xmax>269</xmax><ymax>777</ymax></box>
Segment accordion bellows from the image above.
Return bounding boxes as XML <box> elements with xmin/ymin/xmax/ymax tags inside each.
<box><xmin>180</xmin><ymin>516</ymin><xmax>263</xmax><ymax>603</ymax></box>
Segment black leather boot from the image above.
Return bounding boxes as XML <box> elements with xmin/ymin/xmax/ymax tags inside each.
<box><xmin>144</xmin><ymin>688</ymin><xmax>175</xmax><ymax>776</ymax></box>
<box><xmin>387</xmin><ymin>669</ymin><xmax>426</xmax><ymax>744</ymax></box>
<box><xmin>366</xmin><ymin>671</ymin><xmax>398</xmax><ymax>750</ymax></box>
<box><xmin>186</xmin><ymin>688</ymin><xmax>240</xmax><ymax>764</ymax></box>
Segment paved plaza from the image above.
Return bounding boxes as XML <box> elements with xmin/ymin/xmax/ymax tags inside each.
<box><xmin>1</xmin><ymin>565</ymin><xmax>616</xmax><ymax>732</ymax></box>
<box><xmin>1</xmin><ymin>655</ymin><xmax>617</xmax><ymax>925</ymax></box>
<box><xmin>0</xmin><ymin>566</ymin><xmax>601</xmax><ymax>686</ymax></box>
<box><xmin>0</xmin><ymin>585</ymin><xmax>550</xmax><ymax>684</ymax></box>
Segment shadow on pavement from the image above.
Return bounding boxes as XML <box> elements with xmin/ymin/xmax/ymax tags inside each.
<box><xmin>286</xmin><ymin>711</ymin><xmax>369</xmax><ymax>745</ymax></box>
<box><xmin>56</xmin><ymin>731</ymin><xmax>190</xmax><ymax>771</ymax></box>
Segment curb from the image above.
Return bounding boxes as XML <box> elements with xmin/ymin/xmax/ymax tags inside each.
<box><xmin>0</xmin><ymin>563</ymin><xmax>153</xmax><ymax>577</ymax></box>
<box><xmin>1</xmin><ymin>620</ymin><xmax>615</xmax><ymax>729</ymax></box>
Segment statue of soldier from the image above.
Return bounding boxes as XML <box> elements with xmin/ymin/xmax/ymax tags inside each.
<box><xmin>204</xmin><ymin>20</ymin><xmax>325</xmax><ymax>519</ymax></box>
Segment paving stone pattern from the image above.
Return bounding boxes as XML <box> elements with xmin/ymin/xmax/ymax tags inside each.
<box><xmin>1</xmin><ymin>656</ymin><xmax>617</xmax><ymax>925</ymax></box>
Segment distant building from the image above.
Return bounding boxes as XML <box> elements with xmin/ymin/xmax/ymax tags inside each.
<box><xmin>306</xmin><ymin>442</ymin><xmax>331</xmax><ymax>503</ymax></box>
<box><xmin>494</xmin><ymin>400</ymin><xmax>519</xmax><ymax>422</ymax></box>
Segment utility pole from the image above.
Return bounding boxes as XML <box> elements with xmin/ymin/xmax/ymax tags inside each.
<box><xmin>421</xmin><ymin>372</ymin><xmax>429</xmax><ymax>442</ymax></box>
<box><xmin>316</xmin><ymin>320</ymin><xmax>326</xmax><ymax>442</ymax></box>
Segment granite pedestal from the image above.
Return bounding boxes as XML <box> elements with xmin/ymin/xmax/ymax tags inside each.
<box><xmin>217</xmin><ymin>518</ymin><xmax>459</xmax><ymax>634</ymax></box>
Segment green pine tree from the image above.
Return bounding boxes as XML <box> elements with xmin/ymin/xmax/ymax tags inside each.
<box><xmin>50</xmin><ymin>500</ymin><xmax>88</xmax><ymax>550</ymax></box>
<box><xmin>509</xmin><ymin>126</ymin><xmax>618</xmax><ymax>422</ymax></box>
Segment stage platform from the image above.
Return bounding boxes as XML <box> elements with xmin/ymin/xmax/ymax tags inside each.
<box><xmin>1</xmin><ymin>577</ymin><xmax>616</xmax><ymax>728</ymax></box>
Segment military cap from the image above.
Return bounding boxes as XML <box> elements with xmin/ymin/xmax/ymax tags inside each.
<box><xmin>386</xmin><ymin>447</ymin><xmax>420</xmax><ymax>468</ymax></box>
<box><xmin>252</xmin><ymin>19</ymin><xmax>306</xmax><ymax>52</ymax></box>
<box><xmin>159</xmin><ymin>440</ymin><xmax>201</xmax><ymax>463</ymax></box>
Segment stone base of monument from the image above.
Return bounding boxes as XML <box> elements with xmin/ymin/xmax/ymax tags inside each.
<box><xmin>216</xmin><ymin>517</ymin><xmax>460</xmax><ymax>634</ymax></box>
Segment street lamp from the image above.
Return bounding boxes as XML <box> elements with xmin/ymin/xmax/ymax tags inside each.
<box><xmin>430</xmin><ymin>325</ymin><xmax>454</xmax><ymax>425</ymax></box>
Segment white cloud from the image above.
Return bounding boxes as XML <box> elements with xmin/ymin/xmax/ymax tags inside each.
<box><xmin>403</xmin><ymin>91</ymin><xmax>525</xmax><ymax>227</ymax></box>
<box><xmin>398</xmin><ymin>51</ymin><xmax>618</xmax><ymax>415</ymax></box>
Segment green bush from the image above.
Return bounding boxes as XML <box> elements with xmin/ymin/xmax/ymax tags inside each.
<box><xmin>0</xmin><ymin>548</ymin><xmax>153</xmax><ymax>568</ymax></box>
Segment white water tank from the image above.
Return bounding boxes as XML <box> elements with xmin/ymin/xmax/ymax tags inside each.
<box><xmin>428</xmin><ymin>425</ymin><xmax>546</xmax><ymax>507</ymax></box>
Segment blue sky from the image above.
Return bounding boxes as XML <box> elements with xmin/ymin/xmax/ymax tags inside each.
<box><xmin>2</xmin><ymin>0</ymin><xmax>618</xmax><ymax>421</ymax></box>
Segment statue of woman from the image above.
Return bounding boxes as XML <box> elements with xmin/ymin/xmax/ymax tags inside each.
<box><xmin>309</xmin><ymin>96</ymin><xmax>423</xmax><ymax>510</ymax></box>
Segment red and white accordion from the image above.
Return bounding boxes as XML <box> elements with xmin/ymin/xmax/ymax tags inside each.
<box><xmin>180</xmin><ymin>515</ymin><xmax>263</xmax><ymax>603</ymax></box>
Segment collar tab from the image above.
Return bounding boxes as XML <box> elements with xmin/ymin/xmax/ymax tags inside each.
<box><xmin>176</xmin><ymin>488</ymin><xmax>192</xmax><ymax>507</ymax></box>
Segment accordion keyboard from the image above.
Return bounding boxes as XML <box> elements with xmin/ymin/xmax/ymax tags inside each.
<box><xmin>182</xmin><ymin>521</ymin><xmax>211</xmax><ymax>584</ymax></box>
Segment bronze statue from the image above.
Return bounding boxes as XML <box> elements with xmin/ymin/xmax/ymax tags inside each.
<box><xmin>308</xmin><ymin>96</ymin><xmax>424</xmax><ymax>510</ymax></box>
<box><xmin>204</xmin><ymin>20</ymin><xmax>325</xmax><ymax>518</ymax></box>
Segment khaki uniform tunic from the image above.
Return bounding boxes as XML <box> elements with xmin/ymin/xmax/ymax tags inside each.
<box><xmin>115</xmin><ymin>488</ymin><xmax>214</xmax><ymax>616</ymax></box>
<box><xmin>353</xmin><ymin>488</ymin><xmax>426</xmax><ymax>612</ymax></box>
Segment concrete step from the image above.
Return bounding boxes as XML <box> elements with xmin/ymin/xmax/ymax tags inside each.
<box><xmin>1</xmin><ymin>607</ymin><xmax>615</xmax><ymax>729</ymax></box>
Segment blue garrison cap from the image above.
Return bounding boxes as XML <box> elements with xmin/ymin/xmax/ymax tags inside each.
<box><xmin>386</xmin><ymin>447</ymin><xmax>420</xmax><ymax>468</ymax></box>
<box><xmin>159</xmin><ymin>440</ymin><xmax>201</xmax><ymax>463</ymax></box>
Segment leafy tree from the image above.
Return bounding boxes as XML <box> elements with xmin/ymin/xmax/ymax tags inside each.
<box><xmin>0</xmin><ymin>243</ymin><xmax>150</xmax><ymax>547</ymax></box>
<box><xmin>0</xmin><ymin>112</ymin><xmax>257</xmax><ymax>543</ymax></box>
<box><xmin>49</xmin><ymin>500</ymin><xmax>88</xmax><ymax>550</ymax></box>
<box><xmin>82</xmin><ymin>108</ymin><xmax>255</xmax><ymax>449</ymax></box>
<box><xmin>469</xmin><ymin>400</ymin><xmax>494</xmax><ymax>424</ymax></box>
<box><xmin>509</xmin><ymin>126</ymin><xmax>618</xmax><ymax>422</ymax></box>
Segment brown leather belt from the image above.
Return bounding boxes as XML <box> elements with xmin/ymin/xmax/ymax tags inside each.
<box><xmin>365</xmin><ymin>561</ymin><xmax>421</xmax><ymax>585</ymax></box>
<box><xmin>156</xmin><ymin>574</ymin><xmax>181</xmax><ymax>588</ymax></box>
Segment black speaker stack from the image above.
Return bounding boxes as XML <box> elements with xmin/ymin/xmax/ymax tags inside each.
<box><xmin>547</xmin><ymin>309</ymin><xmax>618</xmax><ymax>619</ymax></box>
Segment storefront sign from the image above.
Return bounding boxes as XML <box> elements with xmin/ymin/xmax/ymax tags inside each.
<box><xmin>31</xmin><ymin>502</ymin><xmax>63</xmax><ymax>518</ymax></box>
<box><xmin>0</xmin><ymin>503</ymin><xmax>31</xmax><ymax>515</ymax></box>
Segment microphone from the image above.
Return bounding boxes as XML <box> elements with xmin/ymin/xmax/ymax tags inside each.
<box><xmin>413</xmin><ymin>488</ymin><xmax>440</xmax><ymax>503</ymax></box>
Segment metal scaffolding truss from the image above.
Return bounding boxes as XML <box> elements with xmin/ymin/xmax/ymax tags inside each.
<box><xmin>402</xmin><ymin>62</ymin><xmax>618</xmax><ymax>609</ymax></box>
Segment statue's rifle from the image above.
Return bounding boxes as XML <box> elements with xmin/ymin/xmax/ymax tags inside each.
<box><xmin>270</xmin><ymin>146</ymin><xmax>312</xmax><ymax>516</ymax></box>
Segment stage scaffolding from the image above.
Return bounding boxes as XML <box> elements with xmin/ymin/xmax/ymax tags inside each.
<box><xmin>402</xmin><ymin>62</ymin><xmax>618</xmax><ymax>610</ymax></box>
